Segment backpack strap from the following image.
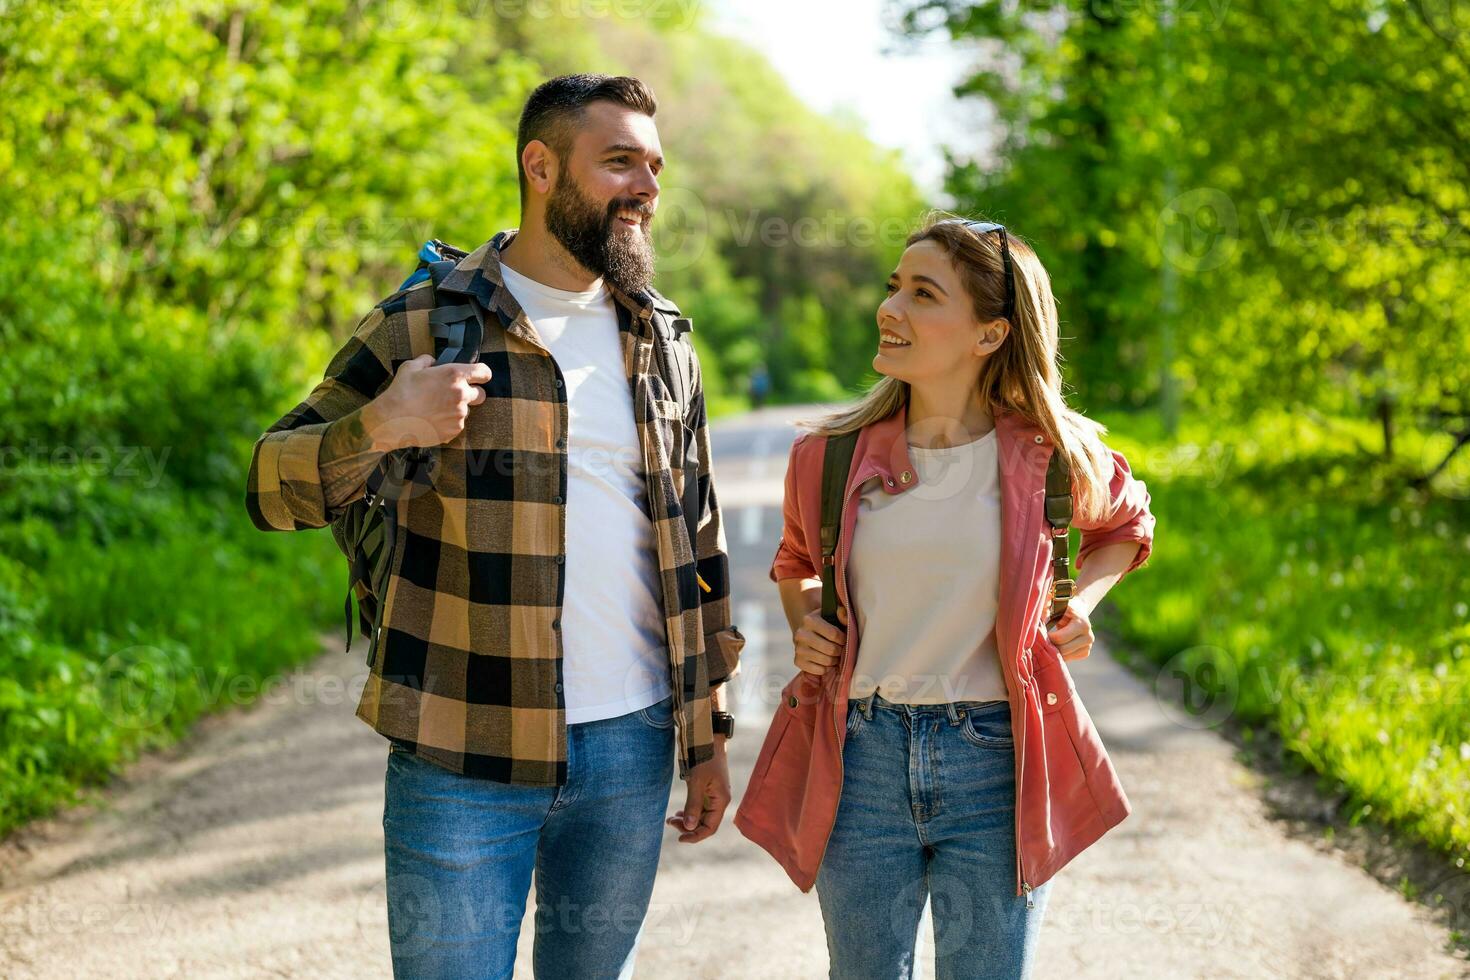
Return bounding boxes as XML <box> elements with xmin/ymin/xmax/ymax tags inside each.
<box><xmin>819</xmin><ymin>430</ymin><xmax>860</xmax><ymax>629</ymax></box>
<box><xmin>1043</xmin><ymin>446</ymin><xmax>1076</xmax><ymax>626</ymax></box>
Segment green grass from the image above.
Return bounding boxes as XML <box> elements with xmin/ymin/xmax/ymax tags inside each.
<box><xmin>0</xmin><ymin>469</ymin><xmax>341</xmax><ymax>839</ymax></box>
<box><xmin>1097</xmin><ymin>407</ymin><xmax>1470</xmax><ymax>862</ymax></box>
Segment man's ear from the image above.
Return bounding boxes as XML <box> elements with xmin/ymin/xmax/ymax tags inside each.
<box><xmin>521</xmin><ymin>139</ymin><xmax>556</xmax><ymax>197</ymax></box>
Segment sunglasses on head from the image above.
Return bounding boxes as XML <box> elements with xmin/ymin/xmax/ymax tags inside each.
<box><xmin>959</xmin><ymin>220</ymin><xmax>1016</xmax><ymax>322</ymax></box>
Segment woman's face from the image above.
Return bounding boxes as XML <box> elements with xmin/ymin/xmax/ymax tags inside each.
<box><xmin>874</xmin><ymin>239</ymin><xmax>1006</xmax><ymax>385</ymax></box>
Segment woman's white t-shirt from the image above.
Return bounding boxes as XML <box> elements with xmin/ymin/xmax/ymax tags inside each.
<box><xmin>847</xmin><ymin>426</ymin><xmax>1009</xmax><ymax>705</ymax></box>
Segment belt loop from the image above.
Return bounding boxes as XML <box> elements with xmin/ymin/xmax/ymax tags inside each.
<box><xmin>945</xmin><ymin>701</ymin><xmax>962</xmax><ymax>725</ymax></box>
<box><xmin>860</xmin><ymin>691</ymin><xmax>875</xmax><ymax>720</ymax></box>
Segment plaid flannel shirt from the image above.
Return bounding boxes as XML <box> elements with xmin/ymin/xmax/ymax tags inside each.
<box><xmin>245</xmin><ymin>229</ymin><xmax>745</xmax><ymax>784</ymax></box>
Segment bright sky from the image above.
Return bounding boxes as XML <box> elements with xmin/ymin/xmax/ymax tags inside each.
<box><xmin>709</xmin><ymin>0</ymin><xmax>988</xmax><ymax>200</ymax></box>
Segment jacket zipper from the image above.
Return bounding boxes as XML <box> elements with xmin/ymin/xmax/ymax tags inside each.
<box><xmin>1014</xmin><ymin>633</ymin><xmax>1032</xmax><ymax>909</ymax></box>
<box><xmin>1015</xmin><ymin>511</ymin><xmax>1050</xmax><ymax>910</ymax></box>
<box><xmin>1013</xmin><ymin>468</ymin><xmax>1055</xmax><ymax>910</ymax></box>
<box><xmin>1018</xmin><ymin>711</ymin><xmax>1033</xmax><ymax>910</ymax></box>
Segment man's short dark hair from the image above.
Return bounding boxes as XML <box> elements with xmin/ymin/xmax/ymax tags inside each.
<box><xmin>516</xmin><ymin>74</ymin><xmax>658</xmax><ymax>208</ymax></box>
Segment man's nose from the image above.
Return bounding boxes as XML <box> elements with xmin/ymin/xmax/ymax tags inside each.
<box><xmin>629</xmin><ymin>167</ymin><xmax>659</xmax><ymax>201</ymax></box>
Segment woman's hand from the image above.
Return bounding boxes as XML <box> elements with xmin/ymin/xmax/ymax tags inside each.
<box><xmin>1045</xmin><ymin>603</ymin><xmax>1095</xmax><ymax>662</ymax></box>
<box><xmin>794</xmin><ymin>604</ymin><xmax>847</xmax><ymax>676</ymax></box>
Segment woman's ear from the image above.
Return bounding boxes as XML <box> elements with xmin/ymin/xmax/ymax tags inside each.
<box><xmin>975</xmin><ymin>318</ymin><xmax>1009</xmax><ymax>356</ymax></box>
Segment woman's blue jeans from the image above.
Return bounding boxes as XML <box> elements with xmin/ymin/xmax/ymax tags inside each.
<box><xmin>382</xmin><ymin>694</ymin><xmax>676</xmax><ymax>979</ymax></box>
<box><xmin>815</xmin><ymin>692</ymin><xmax>1054</xmax><ymax>980</ymax></box>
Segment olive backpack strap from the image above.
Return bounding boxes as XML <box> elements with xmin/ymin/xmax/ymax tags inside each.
<box><xmin>819</xmin><ymin>430</ymin><xmax>860</xmax><ymax>629</ymax></box>
<box><xmin>1043</xmin><ymin>444</ymin><xmax>1076</xmax><ymax>627</ymax></box>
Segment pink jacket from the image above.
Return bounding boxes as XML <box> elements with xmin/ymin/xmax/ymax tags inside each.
<box><xmin>733</xmin><ymin>403</ymin><xmax>1156</xmax><ymax>901</ymax></box>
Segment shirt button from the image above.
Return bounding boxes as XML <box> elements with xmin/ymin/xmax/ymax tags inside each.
<box><xmin>555</xmin><ymin>555</ymin><xmax>565</xmax><ymax>565</ymax></box>
<box><xmin>553</xmin><ymin>495</ymin><xmax>563</xmax><ymax>504</ymax></box>
<box><xmin>555</xmin><ymin>437</ymin><xmax>566</xmax><ymax>449</ymax></box>
<box><xmin>555</xmin><ymin>682</ymin><xmax>564</xmax><ymax>693</ymax></box>
<box><xmin>554</xmin><ymin>379</ymin><xmax>563</xmax><ymax>388</ymax></box>
<box><xmin>552</xmin><ymin>619</ymin><xmax>561</xmax><ymax>630</ymax></box>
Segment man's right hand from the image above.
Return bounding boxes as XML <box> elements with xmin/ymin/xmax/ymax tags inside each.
<box><xmin>362</xmin><ymin>354</ymin><xmax>493</xmax><ymax>452</ymax></box>
<box><xmin>793</xmin><ymin>603</ymin><xmax>847</xmax><ymax>676</ymax></box>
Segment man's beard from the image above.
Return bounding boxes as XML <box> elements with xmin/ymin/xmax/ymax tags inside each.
<box><xmin>544</xmin><ymin>174</ymin><xmax>656</xmax><ymax>296</ymax></box>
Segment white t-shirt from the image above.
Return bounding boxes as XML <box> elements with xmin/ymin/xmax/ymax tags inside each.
<box><xmin>497</xmin><ymin>261</ymin><xmax>671</xmax><ymax>724</ymax></box>
<box><xmin>847</xmin><ymin>426</ymin><xmax>1010</xmax><ymax>705</ymax></box>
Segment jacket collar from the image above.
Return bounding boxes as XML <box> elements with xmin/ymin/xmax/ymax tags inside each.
<box><xmin>847</xmin><ymin>399</ymin><xmax>1051</xmax><ymax>497</ymax></box>
<box><xmin>435</xmin><ymin>228</ymin><xmax>659</xmax><ymax>348</ymax></box>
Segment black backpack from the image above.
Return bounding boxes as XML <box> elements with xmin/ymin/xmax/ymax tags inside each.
<box><xmin>815</xmin><ymin>425</ymin><xmax>1076</xmax><ymax>630</ymax></box>
<box><xmin>335</xmin><ymin>239</ymin><xmax>701</xmax><ymax>668</ymax></box>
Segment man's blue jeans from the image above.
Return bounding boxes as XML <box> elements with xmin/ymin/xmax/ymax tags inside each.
<box><xmin>815</xmin><ymin>692</ymin><xmax>1054</xmax><ymax>980</ymax></box>
<box><xmin>382</xmin><ymin>694</ymin><xmax>676</xmax><ymax>979</ymax></box>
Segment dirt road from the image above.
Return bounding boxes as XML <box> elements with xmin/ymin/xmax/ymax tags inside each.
<box><xmin>2</xmin><ymin>406</ymin><xmax>1464</xmax><ymax>978</ymax></box>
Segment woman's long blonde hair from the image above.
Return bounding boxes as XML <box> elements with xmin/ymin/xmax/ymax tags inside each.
<box><xmin>794</xmin><ymin>210</ymin><xmax>1116</xmax><ymax>524</ymax></box>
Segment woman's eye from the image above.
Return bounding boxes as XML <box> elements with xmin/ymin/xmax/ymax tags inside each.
<box><xmin>884</xmin><ymin>282</ymin><xmax>898</xmax><ymax>294</ymax></box>
<box><xmin>916</xmin><ymin>289</ymin><xmax>933</xmax><ymax>299</ymax></box>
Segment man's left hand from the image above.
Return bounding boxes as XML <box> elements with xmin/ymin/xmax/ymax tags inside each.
<box><xmin>666</xmin><ymin>739</ymin><xmax>731</xmax><ymax>843</ymax></box>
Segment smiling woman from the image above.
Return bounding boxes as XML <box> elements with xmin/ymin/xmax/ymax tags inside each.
<box><xmin>735</xmin><ymin>210</ymin><xmax>1156</xmax><ymax>980</ymax></box>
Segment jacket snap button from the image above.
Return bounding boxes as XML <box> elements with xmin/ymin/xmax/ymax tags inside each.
<box><xmin>788</xmin><ymin>695</ymin><xmax>798</xmax><ymax>708</ymax></box>
<box><xmin>1046</xmin><ymin>691</ymin><xmax>1058</xmax><ymax>705</ymax></box>
<box><xmin>1034</xmin><ymin>434</ymin><xmax>1044</xmax><ymax>444</ymax></box>
<box><xmin>885</xmin><ymin>477</ymin><xmax>895</xmax><ymax>487</ymax></box>
<box><xmin>900</xmin><ymin>470</ymin><xmax>912</xmax><ymax>484</ymax></box>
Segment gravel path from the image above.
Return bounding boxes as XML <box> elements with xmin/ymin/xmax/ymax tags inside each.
<box><xmin>2</xmin><ymin>406</ymin><xmax>1464</xmax><ymax>978</ymax></box>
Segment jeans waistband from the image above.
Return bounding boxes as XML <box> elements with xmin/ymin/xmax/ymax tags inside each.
<box><xmin>853</xmin><ymin>690</ymin><xmax>1011</xmax><ymax>723</ymax></box>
